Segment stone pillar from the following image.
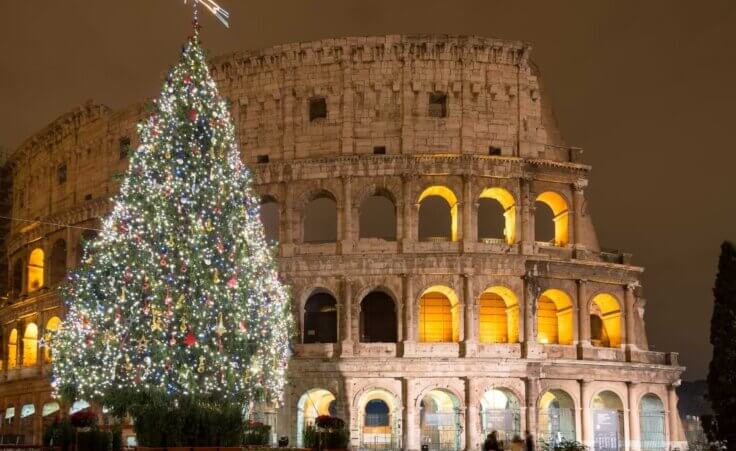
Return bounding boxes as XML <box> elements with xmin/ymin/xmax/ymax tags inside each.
<box><xmin>519</xmin><ymin>176</ymin><xmax>535</xmax><ymax>255</ymax></box>
<box><xmin>341</xmin><ymin>277</ymin><xmax>354</xmax><ymax>356</ymax></box>
<box><xmin>580</xmin><ymin>380</ymin><xmax>594</xmax><ymax>448</ymax></box>
<box><xmin>625</xmin><ymin>283</ymin><xmax>638</xmax><ymax>351</ymax></box>
<box><xmin>462</xmin><ymin>175</ymin><xmax>474</xmax><ymax>248</ymax></box>
<box><xmin>577</xmin><ymin>279</ymin><xmax>590</xmax><ymax>348</ymax></box>
<box><xmin>401</xmin><ymin>175</ymin><xmax>415</xmax><ymax>250</ymax></box>
<box><xmin>525</xmin><ymin>377</ymin><xmax>539</xmax><ymax>438</ymax></box>
<box><xmin>402</xmin><ymin>274</ymin><xmax>417</xmax><ymax>356</ymax></box>
<box><xmin>404</xmin><ymin>378</ymin><xmax>420</xmax><ymax>451</ymax></box>
<box><xmin>343</xmin><ymin>378</ymin><xmax>356</xmax><ymax>449</ymax></box>
<box><xmin>628</xmin><ymin>382</ymin><xmax>641</xmax><ymax>451</ymax></box>
<box><xmin>571</xmin><ymin>180</ymin><xmax>587</xmax><ymax>248</ymax></box>
<box><xmin>466</xmin><ymin>378</ymin><xmax>480</xmax><ymax>451</ymax></box>
<box><xmin>523</xmin><ymin>274</ymin><xmax>538</xmax><ymax>356</ymax></box>
<box><xmin>340</xmin><ymin>176</ymin><xmax>353</xmax><ymax>254</ymax></box>
<box><xmin>282</xmin><ymin>182</ymin><xmax>294</xmax><ymax>257</ymax></box>
<box><xmin>462</xmin><ymin>274</ymin><xmax>477</xmax><ymax>357</ymax></box>
<box><xmin>667</xmin><ymin>383</ymin><xmax>681</xmax><ymax>450</ymax></box>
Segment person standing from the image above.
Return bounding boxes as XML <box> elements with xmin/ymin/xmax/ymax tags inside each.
<box><xmin>524</xmin><ymin>431</ymin><xmax>535</xmax><ymax>451</ymax></box>
<box><xmin>483</xmin><ymin>431</ymin><xmax>501</xmax><ymax>451</ymax></box>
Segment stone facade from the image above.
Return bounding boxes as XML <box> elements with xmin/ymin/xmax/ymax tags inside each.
<box><xmin>0</xmin><ymin>35</ymin><xmax>685</xmax><ymax>449</ymax></box>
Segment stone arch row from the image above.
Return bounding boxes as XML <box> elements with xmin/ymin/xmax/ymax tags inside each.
<box><xmin>259</xmin><ymin>179</ymin><xmax>573</xmax><ymax>246</ymax></box>
<box><xmin>2</xmin><ymin>316</ymin><xmax>62</xmax><ymax>370</ymax></box>
<box><xmin>292</xmin><ymin>381</ymin><xmax>671</xmax><ymax>450</ymax></box>
<box><xmin>298</xmin><ymin>282</ymin><xmax>625</xmax><ymax>349</ymax></box>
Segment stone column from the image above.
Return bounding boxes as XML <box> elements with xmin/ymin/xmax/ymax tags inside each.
<box><xmin>667</xmin><ymin>383</ymin><xmax>681</xmax><ymax>449</ymax></box>
<box><xmin>340</xmin><ymin>176</ymin><xmax>353</xmax><ymax>254</ymax></box>
<box><xmin>462</xmin><ymin>175</ymin><xmax>474</xmax><ymax>248</ymax></box>
<box><xmin>462</xmin><ymin>274</ymin><xmax>477</xmax><ymax>357</ymax></box>
<box><xmin>341</xmin><ymin>277</ymin><xmax>354</xmax><ymax>356</ymax></box>
<box><xmin>577</xmin><ymin>279</ymin><xmax>590</xmax><ymax>348</ymax></box>
<box><xmin>466</xmin><ymin>378</ymin><xmax>480</xmax><ymax>451</ymax></box>
<box><xmin>625</xmin><ymin>283</ymin><xmax>638</xmax><ymax>351</ymax></box>
<box><xmin>580</xmin><ymin>380</ymin><xmax>594</xmax><ymax>448</ymax></box>
<box><xmin>404</xmin><ymin>378</ymin><xmax>420</xmax><ymax>451</ymax></box>
<box><xmin>519</xmin><ymin>176</ymin><xmax>535</xmax><ymax>255</ymax></box>
<box><xmin>343</xmin><ymin>377</ymin><xmax>356</xmax><ymax>449</ymax></box>
<box><xmin>402</xmin><ymin>274</ymin><xmax>417</xmax><ymax>356</ymax></box>
<box><xmin>523</xmin><ymin>274</ymin><xmax>538</xmax><ymax>356</ymax></box>
<box><xmin>525</xmin><ymin>377</ymin><xmax>539</xmax><ymax>438</ymax></box>
<box><xmin>628</xmin><ymin>382</ymin><xmax>641</xmax><ymax>451</ymax></box>
<box><xmin>282</xmin><ymin>182</ymin><xmax>294</xmax><ymax>257</ymax></box>
<box><xmin>571</xmin><ymin>180</ymin><xmax>588</xmax><ymax>248</ymax></box>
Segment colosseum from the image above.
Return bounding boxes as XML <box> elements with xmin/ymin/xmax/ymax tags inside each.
<box><xmin>0</xmin><ymin>35</ymin><xmax>686</xmax><ymax>450</ymax></box>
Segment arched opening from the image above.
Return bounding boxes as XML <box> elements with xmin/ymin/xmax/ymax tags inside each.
<box><xmin>418</xmin><ymin>186</ymin><xmax>458</xmax><ymax>242</ymax></box>
<box><xmin>69</xmin><ymin>400</ymin><xmax>90</xmax><ymax>414</ymax></box>
<box><xmin>535</xmin><ymin>192</ymin><xmax>569</xmax><ymax>246</ymax></box>
<box><xmin>537</xmin><ymin>289</ymin><xmax>574</xmax><ymax>345</ymax></box>
<box><xmin>49</xmin><ymin>239</ymin><xmax>67</xmax><ymax>285</ymax></box>
<box><xmin>640</xmin><ymin>394</ymin><xmax>666</xmax><ymax>451</ymax></box>
<box><xmin>22</xmin><ymin>323</ymin><xmax>38</xmax><ymax>367</ymax></box>
<box><xmin>479</xmin><ymin>388</ymin><xmax>521</xmax><ymax>444</ymax></box>
<box><xmin>42</xmin><ymin>402</ymin><xmax>60</xmax><ymax>429</ymax></box>
<box><xmin>303</xmin><ymin>291</ymin><xmax>337</xmax><ymax>344</ymax></box>
<box><xmin>591</xmin><ymin>390</ymin><xmax>624</xmax><ymax>451</ymax></box>
<box><xmin>359</xmin><ymin>389</ymin><xmax>400</xmax><ymax>449</ymax></box>
<box><xmin>44</xmin><ymin>317</ymin><xmax>62</xmax><ymax>363</ymax></box>
<box><xmin>77</xmin><ymin>230</ymin><xmax>99</xmax><ymax>265</ymax></box>
<box><xmin>359</xmin><ymin>192</ymin><xmax>397</xmax><ymax>240</ymax></box>
<box><xmin>419</xmin><ymin>286</ymin><xmax>460</xmax><ymax>343</ymax></box>
<box><xmin>20</xmin><ymin>403</ymin><xmax>35</xmax><ymax>438</ymax></box>
<box><xmin>538</xmin><ymin>390</ymin><xmax>576</xmax><ymax>444</ymax></box>
<box><xmin>27</xmin><ymin>248</ymin><xmax>44</xmax><ymax>292</ymax></box>
<box><xmin>360</xmin><ymin>292</ymin><xmax>397</xmax><ymax>343</ymax></box>
<box><xmin>478</xmin><ymin>286</ymin><xmax>519</xmax><ymax>344</ymax></box>
<box><xmin>296</xmin><ymin>389</ymin><xmax>336</xmax><ymax>448</ymax></box>
<box><xmin>7</xmin><ymin>329</ymin><xmax>17</xmax><ymax>370</ymax></box>
<box><xmin>11</xmin><ymin>259</ymin><xmax>22</xmax><ymax>295</ymax></box>
<box><xmin>590</xmin><ymin>294</ymin><xmax>623</xmax><ymax>348</ymax></box>
<box><xmin>478</xmin><ymin>188</ymin><xmax>516</xmax><ymax>244</ymax></box>
<box><xmin>303</xmin><ymin>192</ymin><xmax>338</xmax><ymax>243</ymax></box>
<box><xmin>420</xmin><ymin>389</ymin><xmax>461</xmax><ymax>451</ymax></box>
<box><xmin>260</xmin><ymin>196</ymin><xmax>280</xmax><ymax>243</ymax></box>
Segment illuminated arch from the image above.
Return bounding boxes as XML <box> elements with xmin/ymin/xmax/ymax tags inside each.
<box><xmin>418</xmin><ymin>186</ymin><xmax>459</xmax><ymax>242</ymax></box>
<box><xmin>591</xmin><ymin>390</ymin><xmax>625</xmax><ymax>449</ymax></box>
<box><xmin>44</xmin><ymin>317</ymin><xmax>62</xmax><ymax>363</ymax></box>
<box><xmin>420</xmin><ymin>389</ymin><xmax>462</xmax><ymax>451</ymax></box>
<box><xmin>7</xmin><ymin>329</ymin><xmax>18</xmax><ymax>369</ymax></box>
<box><xmin>538</xmin><ymin>390</ymin><xmax>576</xmax><ymax>443</ymax></box>
<box><xmin>535</xmin><ymin>191</ymin><xmax>569</xmax><ymax>246</ymax></box>
<box><xmin>419</xmin><ymin>286</ymin><xmax>460</xmax><ymax>343</ymax></box>
<box><xmin>478</xmin><ymin>286</ymin><xmax>519</xmax><ymax>344</ymax></box>
<box><xmin>296</xmin><ymin>388</ymin><xmax>337</xmax><ymax>447</ymax></box>
<box><xmin>640</xmin><ymin>393</ymin><xmax>666</xmax><ymax>450</ymax></box>
<box><xmin>479</xmin><ymin>388</ymin><xmax>521</xmax><ymax>441</ymax></box>
<box><xmin>22</xmin><ymin>323</ymin><xmax>38</xmax><ymax>367</ymax></box>
<box><xmin>590</xmin><ymin>293</ymin><xmax>623</xmax><ymax>348</ymax></box>
<box><xmin>27</xmin><ymin>248</ymin><xmax>45</xmax><ymax>292</ymax></box>
<box><xmin>537</xmin><ymin>289</ymin><xmax>574</xmax><ymax>345</ymax></box>
<box><xmin>357</xmin><ymin>388</ymin><xmax>400</xmax><ymax>448</ymax></box>
<box><xmin>479</xmin><ymin>188</ymin><xmax>516</xmax><ymax>244</ymax></box>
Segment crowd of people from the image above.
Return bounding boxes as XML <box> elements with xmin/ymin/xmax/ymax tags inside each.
<box><xmin>482</xmin><ymin>430</ymin><xmax>535</xmax><ymax>451</ymax></box>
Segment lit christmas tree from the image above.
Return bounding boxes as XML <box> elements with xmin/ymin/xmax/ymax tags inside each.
<box><xmin>51</xmin><ymin>29</ymin><xmax>293</xmax><ymax>418</ymax></box>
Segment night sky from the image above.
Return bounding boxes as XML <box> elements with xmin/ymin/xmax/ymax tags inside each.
<box><xmin>2</xmin><ymin>0</ymin><xmax>735</xmax><ymax>380</ymax></box>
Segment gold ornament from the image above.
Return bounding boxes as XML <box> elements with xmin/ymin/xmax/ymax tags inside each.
<box><xmin>213</xmin><ymin>269</ymin><xmax>220</xmax><ymax>284</ymax></box>
<box><xmin>215</xmin><ymin>312</ymin><xmax>226</xmax><ymax>336</ymax></box>
<box><xmin>197</xmin><ymin>356</ymin><xmax>206</xmax><ymax>373</ymax></box>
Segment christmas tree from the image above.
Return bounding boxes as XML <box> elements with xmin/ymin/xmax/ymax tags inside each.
<box><xmin>51</xmin><ymin>30</ymin><xmax>293</xmax><ymax>425</ymax></box>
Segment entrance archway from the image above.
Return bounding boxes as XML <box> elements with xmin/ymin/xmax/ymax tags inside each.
<box><xmin>640</xmin><ymin>394</ymin><xmax>666</xmax><ymax>451</ymax></box>
<box><xmin>479</xmin><ymin>388</ymin><xmax>521</xmax><ymax>444</ymax></box>
<box><xmin>358</xmin><ymin>389</ymin><xmax>401</xmax><ymax>450</ymax></box>
<box><xmin>538</xmin><ymin>390</ymin><xmax>576</xmax><ymax>444</ymax></box>
<box><xmin>296</xmin><ymin>388</ymin><xmax>337</xmax><ymax>447</ymax></box>
<box><xmin>591</xmin><ymin>390</ymin><xmax>624</xmax><ymax>451</ymax></box>
<box><xmin>420</xmin><ymin>389</ymin><xmax>461</xmax><ymax>451</ymax></box>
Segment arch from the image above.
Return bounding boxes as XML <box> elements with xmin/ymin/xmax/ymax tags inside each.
<box><xmin>478</xmin><ymin>286</ymin><xmax>520</xmax><ymax>344</ymax></box>
<box><xmin>591</xmin><ymin>390</ymin><xmax>624</xmax><ymax>451</ymax></box>
<box><xmin>479</xmin><ymin>388</ymin><xmax>521</xmax><ymax>443</ymax></box>
<box><xmin>590</xmin><ymin>293</ymin><xmax>623</xmax><ymax>348</ymax></box>
<box><xmin>27</xmin><ymin>248</ymin><xmax>45</xmax><ymax>292</ymax></box>
<box><xmin>535</xmin><ymin>191</ymin><xmax>569</xmax><ymax>246</ymax></box>
<box><xmin>419</xmin><ymin>286</ymin><xmax>460</xmax><ymax>343</ymax></box>
<box><xmin>537</xmin><ymin>289</ymin><xmax>574</xmax><ymax>345</ymax></box>
<box><xmin>11</xmin><ymin>258</ymin><xmax>22</xmax><ymax>294</ymax></box>
<box><xmin>418</xmin><ymin>186</ymin><xmax>458</xmax><ymax>242</ymax></box>
<box><xmin>640</xmin><ymin>393</ymin><xmax>666</xmax><ymax>451</ymax></box>
<box><xmin>420</xmin><ymin>388</ymin><xmax>462</xmax><ymax>451</ymax></box>
<box><xmin>296</xmin><ymin>388</ymin><xmax>336</xmax><ymax>447</ymax></box>
<box><xmin>303</xmin><ymin>290</ymin><xmax>337</xmax><ymax>344</ymax></box>
<box><xmin>538</xmin><ymin>389</ymin><xmax>576</xmax><ymax>444</ymax></box>
<box><xmin>260</xmin><ymin>196</ymin><xmax>280</xmax><ymax>243</ymax></box>
<box><xmin>360</xmin><ymin>291</ymin><xmax>397</xmax><ymax>343</ymax></box>
<box><xmin>7</xmin><ymin>329</ymin><xmax>17</xmax><ymax>370</ymax></box>
<box><xmin>359</xmin><ymin>191</ymin><xmax>397</xmax><ymax>240</ymax></box>
<box><xmin>44</xmin><ymin>316</ymin><xmax>62</xmax><ymax>363</ymax></box>
<box><xmin>49</xmin><ymin>239</ymin><xmax>67</xmax><ymax>285</ymax></box>
<box><xmin>303</xmin><ymin>191</ymin><xmax>338</xmax><ymax>243</ymax></box>
<box><xmin>69</xmin><ymin>400</ymin><xmax>90</xmax><ymax>414</ymax></box>
<box><xmin>358</xmin><ymin>388</ymin><xmax>401</xmax><ymax>449</ymax></box>
<box><xmin>478</xmin><ymin>188</ymin><xmax>516</xmax><ymax>244</ymax></box>
<box><xmin>42</xmin><ymin>401</ymin><xmax>60</xmax><ymax>417</ymax></box>
<box><xmin>22</xmin><ymin>323</ymin><xmax>38</xmax><ymax>367</ymax></box>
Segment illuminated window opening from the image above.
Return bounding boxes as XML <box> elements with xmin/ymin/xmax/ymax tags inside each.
<box><xmin>480</xmin><ymin>388</ymin><xmax>521</xmax><ymax>440</ymax></box>
<box><xmin>591</xmin><ymin>390</ymin><xmax>624</xmax><ymax>449</ymax></box>
<box><xmin>418</xmin><ymin>186</ymin><xmax>459</xmax><ymax>242</ymax></box>
<box><xmin>22</xmin><ymin>323</ymin><xmax>38</xmax><ymax>367</ymax></box>
<box><xmin>7</xmin><ymin>329</ymin><xmax>17</xmax><ymax>370</ymax></box>
<box><xmin>27</xmin><ymin>248</ymin><xmax>45</xmax><ymax>292</ymax></box>
<box><xmin>535</xmin><ymin>192</ymin><xmax>569</xmax><ymax>246</ymax></box>
<box><xmin>70</xmin><ymin>400</ymin><xmax>90</xmax><ymax>414</ymax></box>
<box><xmin>536</xmin><ymin>289</ymin><xmax>573</xmax><ymax>345</ymax></box>
<box><xmin>479</xmin><ymin>188</ymin><xmax>516</xmax><ymax>245</ymax></box>
<box><xmin>297</xmin><ymin>389</ymin><xmax>336</xmax><ymax>447</ymax></box>
<box><xmin>44</xmin><ymin>316</ymin><xmax>62</xmax><ymax>363</ymax></box>
<box><xmin>479</xmin><ymin>286</ymin><xmax>519</xmax><ymax>344</ymax></box>
<box><xmin>419</xmin><ymin>286</ymin><xmax>460</xmax><ymax>343</ymax></box>
<box><xmin>42</xmin><ymin>402</ymin><xmax>60</xmax><ymax>417</ymax></box>
<box><xmin>538</xmin><ymin>390</ymin><xmax>576</xmax><ymax>442</ymax></box>
<box><xmin>420</xmin><ymin>389</ymin><xmax>461</xmax><ymax>451</ymax></box>
<box><xmin>20</xmin><ymin>404</ymin><xmax>35</xmax><ymax>419</ymax></box>
<box><xmin>590</xmin><ymin>293</ymin><xmax>622</xmax><ymax>348</ymax></box>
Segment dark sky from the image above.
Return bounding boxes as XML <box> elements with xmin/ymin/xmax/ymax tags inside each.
<box><xmin>2</xmin><ymin>0</ymin><xmax>735</xmax><ymax>380</ymax></box>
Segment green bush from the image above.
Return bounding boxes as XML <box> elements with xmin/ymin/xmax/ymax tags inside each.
<box><xmin>243</xmin><ymin>420</ymin><xmax>272</xmax><ymax>445</ymax></box>
<box><xmin>540</xmin><ymin>439</ymin><xmax>588</xmax><ymax>451</ymax></box>
<box><xmin>303</xmin><ymin>424</ymin><xmax>318</xmax><ymax>449</ymax></box>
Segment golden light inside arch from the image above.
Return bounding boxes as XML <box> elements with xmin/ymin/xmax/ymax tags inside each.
<box><xmin>478</xmin><ymin>286</ymin><xmax>519</xmax><ymax>344</ymax></box>
<box><xmin>418</xmin><ymin>285</ymin><xmax>460</xmax><ymax>343</ymax></box>
<box><xmin>479</xmin><ymin>187</ymin><xmax>516</xmax><ymax>244</ymax></box>
<box><xmin>418</xmin><ymin>186</ymin><xmax>459</xmax><ymax>242</ymax></box>
<box><xmin>535</xmin><ymin>191</ymin><xmax>569</xmax><ymax>246</ymax></box>
<box><xmin>591</xmin><ymin>293</ymin><xmax>623</xmax><ymax>348</ymax></box>
<box><xmin>27</xmin><ymin>248</ymin><xmax>45</xmax><ymax>292</ymax></box>
<box><xmin>537</xmin><ymin>289</ymin><xmax>574</xmax><ymax>345</ymax></box>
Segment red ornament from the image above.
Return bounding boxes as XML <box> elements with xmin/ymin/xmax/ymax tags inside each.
<box><xmin>183</xmin><ymin>331</ymin><xmax>196</xmax><ymax>347</ymax></box>
<box><xmin>188</xmin><ymin>109</ymin><xmax>198</xmax><ymax>122</ymax></box>
<box><xmin>183</xmin><ymin>75</ymin><xmax>191</xmax><ymax>85</ymax></box>
<box><xmin>227</xmin><ymin>276</ymin><xmax>237</xmax><ymax>289</ymax></box>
